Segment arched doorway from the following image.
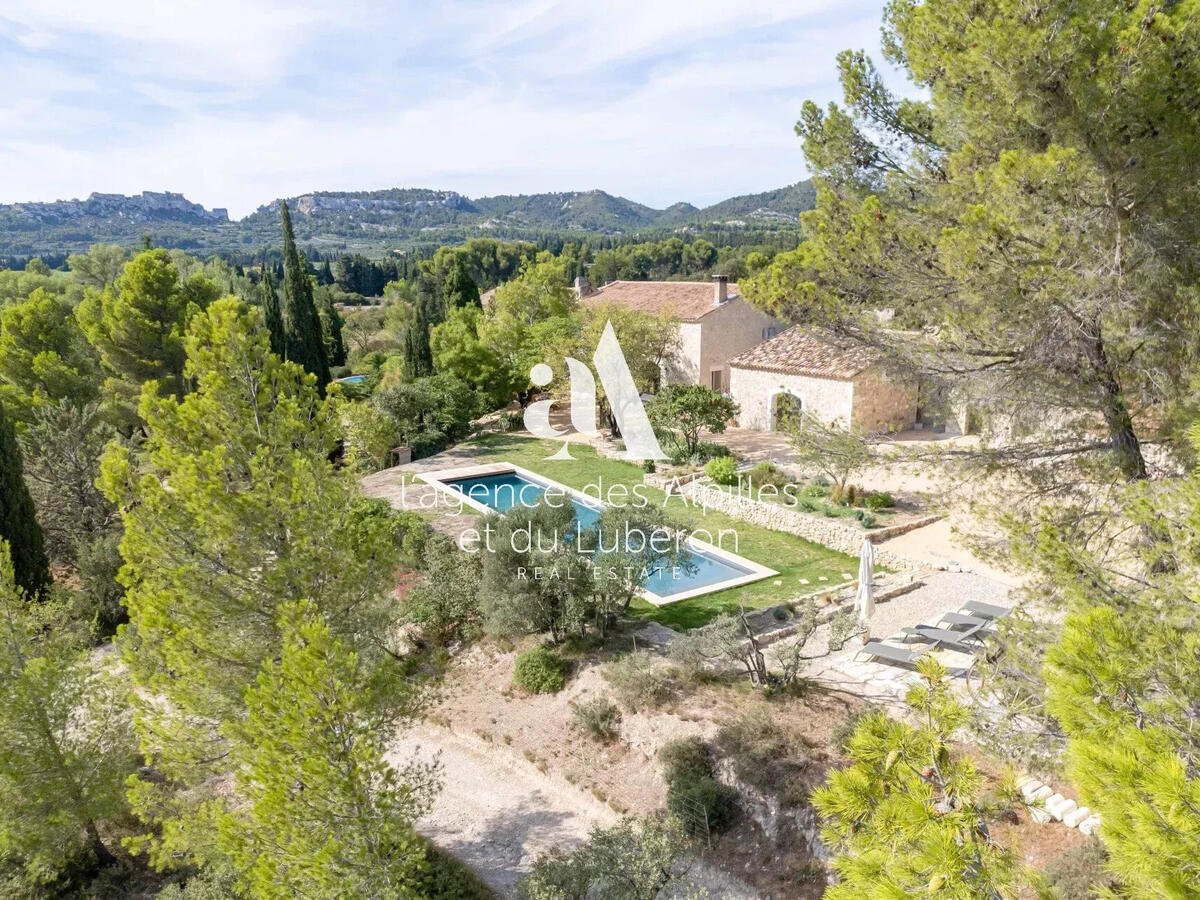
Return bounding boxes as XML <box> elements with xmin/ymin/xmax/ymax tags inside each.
<box><xmin>770</xmin><ymin>391</ymin><xmax>804</xmax><ymax>432</ymax></box>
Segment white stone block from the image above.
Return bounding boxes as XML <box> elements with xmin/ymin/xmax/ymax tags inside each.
<box><xmin>1063</xmin><ymin>807</ymin><xmax>1091</xmax><ymax>828</ymax></box>
<box><xmin>1031</xmin><ymin>807</ymin><xmax>1053</xmax><ymax>825</ymax></box>
<box><xmin>1031</xmin><ymin>785</ymin><xmax>1053</xmax><ymax>802</ymax></box>
<box><xmin>1078</xmin><ymin>815</ymin><xmax>1102</xmax><ymax>836</ymax></box>
<box><xmin>1046</xmin><ymin>796</ymin><xmax>1076</xmax><ymax>821</ymax></box>
<box><xmin>1019</xmin><ymin>780</ymin><xmax>1044</xmax><ymax>801</ymax></box>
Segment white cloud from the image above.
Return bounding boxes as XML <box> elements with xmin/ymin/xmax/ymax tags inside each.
<box><xmin>0</xmin><ymin>0</ymin><xmax>338</xmax><ymax>84</ymax></box>
<box><xmin>0</xmin><ymin>0</ymin><xmax>903</xmax><ymax>216</ymax></box>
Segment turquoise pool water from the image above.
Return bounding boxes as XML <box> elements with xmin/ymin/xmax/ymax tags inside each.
<box><xmin>337</xmin><ymin>374</ymin><xmax>368</xmax><ymax>384</ymax></box>
<box><xmin>442</xmin><ymin>471</ymin><xmax>754</xmax><ymax>598</ymax></box>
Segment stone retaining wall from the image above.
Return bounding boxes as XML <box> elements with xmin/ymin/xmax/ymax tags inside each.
<box><xmin>674</xmin><ymin>479</ymin><xmax>936</xmax><ymax>572</ymax></box>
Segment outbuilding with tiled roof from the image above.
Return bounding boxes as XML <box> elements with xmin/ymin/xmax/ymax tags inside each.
<box><xmin>582</xmin><ymin>275</ymin><xmax>780</xmax><ymax>391</ymax></box>
<box><xmin>728</xmin><ymin>326</ymin><xmax>917</xmax><ymax>433</ymax></box>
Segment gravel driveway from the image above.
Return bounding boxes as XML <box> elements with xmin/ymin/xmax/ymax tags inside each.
<box><xmin>389</xmin><ymin>725</ymin><xmax>618</xmax><ymax>896</ymax></box>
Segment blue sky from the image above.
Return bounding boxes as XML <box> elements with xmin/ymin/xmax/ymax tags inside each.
<box><xmin>0</xmin><ymin>0</ymin><xmax>904</xmax><ymax>219</ymax></box>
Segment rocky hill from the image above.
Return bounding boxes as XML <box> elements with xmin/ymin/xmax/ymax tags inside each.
<box><xmin>0</xmin><ymin>182</ymin><xmax>813</xmax><ymax>258</ymax></box>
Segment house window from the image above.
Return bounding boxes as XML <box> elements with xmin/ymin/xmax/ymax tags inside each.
<box><xmin>710</xmin><ymin>369</ymin><xmax>724</xmax><ymax>392</ymax></box>
<box><xmin>761</xmin><ymin>326</ymin><xmax>779</xmax><ymax>340</ymax></box>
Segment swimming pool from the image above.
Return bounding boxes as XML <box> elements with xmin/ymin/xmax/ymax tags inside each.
<box><xmin>336</xmin><ymin>374</ymin><xmax>368</xmax><ymax>384</ymax></box>
<box><xmin>419</xmin><ymin>464</ymin><xmax>776</xmax><ymax>605</ymax></box>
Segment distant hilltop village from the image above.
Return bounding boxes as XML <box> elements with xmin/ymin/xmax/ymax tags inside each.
<box><xmin>8</xmin><ymin>191</ymin><xmax>229</xmax><ymax>224</ymax></box>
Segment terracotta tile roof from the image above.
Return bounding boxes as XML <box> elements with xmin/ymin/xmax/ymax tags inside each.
<box><xmin>728</xmin><ymin>326</ymin><xmax>881</xmax><ymax>380</ymax></box>
<box><xmin>582</xmin><ymin>280</ymin><xmax>740</xmax><ymax>322</ymax></box>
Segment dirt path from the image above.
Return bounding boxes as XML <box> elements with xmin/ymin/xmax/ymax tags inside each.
<box><xmin>389</xmin><ymin>725</ymin><xmax>618</xmax><ymax>897</ymax></box>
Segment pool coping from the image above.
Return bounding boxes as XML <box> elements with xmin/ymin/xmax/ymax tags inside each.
<box><xmin>416</xmin><ymin>462</ymin><xmax>779</xmax><ymax>606</ymax></box>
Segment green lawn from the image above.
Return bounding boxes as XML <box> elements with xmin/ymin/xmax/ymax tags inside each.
<box><xmin>453</xmin><ymin>433</ymin><xmax>858</xmax><ymax>629</ymax></box>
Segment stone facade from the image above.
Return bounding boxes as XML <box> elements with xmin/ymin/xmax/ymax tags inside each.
<box><xmin>730</xmin><ymin>366</ymin><xmax>855</xmax><ymax>430</ymax></box>
<box><xmin>658</xmin><ymin>298</ymin><xmax>777</xmax><ymax>390</ymax></box>
<box><xmin>730</xmin><ymin>360</ymin><xmax>917</xmax><ymax>433</ymax></box>
<box><xmin>695</xmin><ymin>298</ymin><xmax>778</xmax><ymax>391</ymax></box>
<box><xmin>850</xmin><ymin>365</ymin><xmax>919</xmax><ymax>432</ymax></box>
<box><xmin>662</xmin><ymin>321</ymin><xmax>703</xmax><ymax>383</ymax></box>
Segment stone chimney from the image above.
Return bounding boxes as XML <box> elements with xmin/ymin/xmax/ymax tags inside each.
<box><xmin>573</xmin><ymin>275</ymin><xmax>594</xmax><ymax>299</ymax></box>
<box><xmin>713</xmin><ymin>274</ymin><xmax>729</xmax><ymax>305</ymax></box>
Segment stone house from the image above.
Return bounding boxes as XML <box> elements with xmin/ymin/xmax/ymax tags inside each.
<box><xmin>580</xmin><ymin>276</ymin><xmax>779</xmax><ymax>391</ymax></box>
<box><xmin>728</xmin><ymin>326</ymin><xmax>917</xmax><ymax>433</ymax></box>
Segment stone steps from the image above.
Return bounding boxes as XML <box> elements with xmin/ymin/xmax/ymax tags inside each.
<box><xmin>1016</xmin><ymin>774</ymin><xmax>1100</xmax><ymax>834</ymax></box>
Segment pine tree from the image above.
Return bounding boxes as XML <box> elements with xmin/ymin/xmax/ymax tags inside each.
<box><xmin>0</xmin><ymin>402</ymin><xmax>48</xmax><ymax>599</ymax></box>
<box><xmin>1011</xmin><ymin>421</ymin><xmax>1200</xmax><ymax>894</ymax></box>
<box><xmin>217</xmin><ymin>602</ymin><xmax>436</xmax><ymax>899</ymax></box>
<box><xmin>259</xmin><ymin>266</ymin><xmax>285</xmax><ymax>358</ymax></box>
<box><xmin>278</xmin><ymin>201</ymin><xmax>330</xmax><ymax>391</ymax></box>
<box><xmin>0</xmin><ymin>540</ymin><xmax>134</xmax><ymax>882</ymax></box>
<box><xmin>812</xmin><ymin>658</ymin><xmax>1023</xmax><ymax>898</ymax></box>
<box><xmin>102</xmin><ymin>298</ymin><xmax>405</xmax><ymax>866</ymax></box>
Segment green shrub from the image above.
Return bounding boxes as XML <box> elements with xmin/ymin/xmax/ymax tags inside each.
<box><xmin>513</xmin><ymin>646</ymin><xmax>568</xmax><ymax>694</ymax></box>
<box><xmin>713</xmin><ymin>706</ymin><xmax>799</xmax><ymax>792</ymax></box>
<box><xmin>603</xmin><ymin>650</ymin><xmax>671</xmax><ymax>710</ymax></box>
<box><xmin>860</xmin><ymin>512</ymin><xmax>878</xmax><ymax>528</ymax></box>
<box><xmin>704</xmin><ymin>456</ymin><xmax>738</xmax><ymax>485</ymax></box>
<box><xmin>76</xmin><ymin>531</ymin><xmax>127</xmax><ymax>639</ymax></box>
<box><xmin>571</xmin><ymin>697</ymin><xmax>622</xmax><ymax>742</ymax></box>
<box><xmin>667</xmin><ymin>776</ymin><xmax>738</xmax><ymax>835</ymax></box>
<box><xmin>659</xmin><ymin>736</ymin><xmax>713</xmax><ymax>784</ymax></box>
<box><xmin>696</xmin><ymin>440</ymin><xmax>731</xmax><ymax>460</ymax></box>
<box><xmin>418</xmin><ymin>841</ymin><xmax>496</xmax><ymax>899</ymax></box>
<box><xmin>1042</xmin><ymin>840</ymin><xmax>1117</xmax><ymax>899</ymax></box>
<box><xmin>797</xmin><ymin>498</ymin><xmax>818</xmax><ymax>512</ymax></box>
<box><xmin>641</xmin><ymin>459</ymin><xmax>657</xmax><ymax>474</ymax></box>
<box><xmin>659</xmin><ymin>739</ymin><xmax>738</xmax><ymax>835</ymax></box>
<box><xmin>408</xmin><ymin>429</ymin><xmax>449</xmax><ymax>460</ymax></box>
<box><xmin>748</xmin><ymin>461</ymin><xmax>792</xmax><ymax>489</ymax></box>
<box><xmin>802</xmin><ymin>484</ymin><xmax>827</xmax><ymax>498</ymax></box>
<box><xmin>497</xmin><ymin>410</ymin><xmax>523</xmax><ymax>433</ymax></box>
<box><xmin>864</xmin><ymin>491</ymin><xmax>895</xmax><ymax>510</ymax></box>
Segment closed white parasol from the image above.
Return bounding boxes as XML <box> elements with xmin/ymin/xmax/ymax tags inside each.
<box><xmin>856</xmin><ymin>538</ymin><xmax>875</xmax><ymax>634</ymax></box>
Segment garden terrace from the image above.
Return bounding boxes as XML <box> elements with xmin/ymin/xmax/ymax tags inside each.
<box><xmin>362</xmin><ymin>433</ymin><xmax>860</xmax><ymax>629</ymax></box>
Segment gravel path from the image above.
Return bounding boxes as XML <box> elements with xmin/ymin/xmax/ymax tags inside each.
<box><xmin>389</xmin><ymin>725</ymin><xmax>761</xmax><ymax>898</ymax></box>
<box><xmin>389</xmin><ymin>726</ymin><xmax>618</xmax><ymax>896</ymax></box>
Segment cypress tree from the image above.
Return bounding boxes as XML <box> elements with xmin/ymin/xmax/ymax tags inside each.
<box><xmin>0</xmin><ymin>402</ymin><xmax>49</xmax><ymax>599</ymax></box>
<box><xmin>278</xmin><ymin>202</ymin><xmax>330</xmax><ymax>391</ymax></box>
<box><xmin>402</xmin><ymin>301</ymin><xmax>432</xmax><ymax>380</ymax></box>
<box><xmin>259</xmin><ymin>267</ymin><xmax>286</xmax><ymax>359</ymax></box>
<box><xmin>315</xmin><ymin>287</ymin><xmax>346</xmax><ymax>368</ymax></box>
<box><xmin>443</xmin><ymin>256</ymin><xmax>480</xmax><ymax>308</ymax></box>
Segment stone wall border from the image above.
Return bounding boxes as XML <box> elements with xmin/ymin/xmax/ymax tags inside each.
<box><xmin>666</xmin><ymin>478</ymin><xmax>936</xmax><ymax>572</ymax></box>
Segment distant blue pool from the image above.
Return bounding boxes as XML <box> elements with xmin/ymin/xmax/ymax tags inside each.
<box><xmin>440</xmin><ymin>470</ymin><xmax>761</xmax><ymax>600</ymax></box>
<box><xmin>337</xmin><ymin>374</ymin><xmax>368</xmax><ymax>384</ymax></box>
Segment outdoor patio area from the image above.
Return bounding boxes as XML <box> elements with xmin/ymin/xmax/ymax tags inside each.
<box><xmin>773</xmin><ymin>571</ymin><xmax>1013</xmax><ymax>705</ymax></box>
